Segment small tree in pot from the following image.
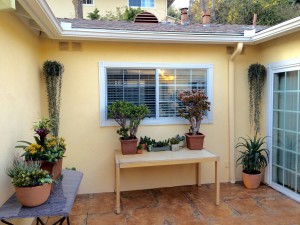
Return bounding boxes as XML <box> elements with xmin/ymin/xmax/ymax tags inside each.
<box><xmin>236</xmin><ymin>133</ymin><xmax>269</xmax><ymax>189</ymax></box>
<box><xmin>177</xmin><ymin>90</ymin><xmax>210</xmax><ymax>150</ymax></box>
<box><xmin>107</xmin><ymin>101</ymin><xmax>149</xmax><ymax>154</ymax></box>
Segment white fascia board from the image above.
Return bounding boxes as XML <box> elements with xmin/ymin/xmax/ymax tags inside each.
<box><xmin>17</xmin><ymin>0</ymin><xmax>62</xmax><ymax>39</ymax></box>
<box><xmin>253</xmin><ymin>16</ymin><xmax>300</xmax><ymax>44</ymax></box>
<box><xmin>59</xmin><ymin>29</ymin><xmax>253</xmax><ymax>44</ymax></box>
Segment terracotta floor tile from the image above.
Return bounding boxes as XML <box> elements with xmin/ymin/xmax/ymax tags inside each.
<box><xmin>71</xmin><ymin>194</ymin><xmax>90</xmax><ymax>216</ymax></box>
<box><xmin>121</xmin><ymin>189</ymin><xmax>152</xmax><ymax>198</ymax></box>
<box><xmin>194</xmin><ymin>200</ymin><xmax>239</xmax><ymax>220</ymax></box>
<box><xmin>88</xmin><ymin>193</ymin><xmax>115</xmax><ymax>215</ymax></box>
<box><xmin>87</xmin><ymin>213</ymin><xmax>126</xmax><ymax>225</ymax></box>
<box><xmin>160</xmin><ymin>202</ymin><xmax>202</xmax><ymax>224</ymax></box>
<box><xmin>31</xmin><ymin>184</ymin><xmax>300</xmax><ymax>225</ymax></box>
<box><xmin>259</xmin><ymin>196</ymin><xmax>300</xmax><ymax>215</ymax></box>
<box><xmin>122</xmin><ymin>193</ymin><xmax>157</xmax><ymax>210</ymax></box>
<box><xmin>225</xmin><ymin>198</ymin><xmax>268</xmax><ymax>216</ymax></box>
<box><xmin>126</xmin><ymin>207</ymin><xmax>166</xmax><ymax>225</ymax></box>
<box><xmin>156</xmin><ymin>192</ymin><xmax>190</xmax><ymax>206</ymax></box>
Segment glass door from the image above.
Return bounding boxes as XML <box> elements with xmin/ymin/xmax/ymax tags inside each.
<box><xmin>271</xmin><ymin>69</ymin><xmax>300</xmax><ymax>200</ymax></box>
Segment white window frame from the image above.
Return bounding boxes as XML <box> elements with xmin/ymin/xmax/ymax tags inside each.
<box><xmin>99</xmin><ymin>62</ymin><xmax>214</xmax><ymax>127</ymax></box>
<box><xmin>128</xmin><ymin>0</ymin><xmax>156</xmax><ymax>9</ymax></box>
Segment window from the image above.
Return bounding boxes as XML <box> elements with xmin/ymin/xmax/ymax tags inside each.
<box><xmin>83</xmin><ymin>0</ymin><xmax>94</xmax><ymax>4</ymax></box>
<box><xmin>129</xmin><ymin>0</ymin><xmax>154</xmax><ymax>8</ymax></box>
<box><xmin>100</xmin><ymin>62</ymin><xmax>213</xmax><ymax>126</ymax></box>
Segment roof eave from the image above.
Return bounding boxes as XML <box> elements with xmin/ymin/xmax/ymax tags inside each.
<box><xmin>16</xmin><ymin>0</ymin><xmax>300</xmax><ymax>45</ymax></box>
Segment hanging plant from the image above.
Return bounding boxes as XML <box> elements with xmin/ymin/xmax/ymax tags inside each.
<box><xmin>42</xmin><ymin>60</ymin><xmax>64</xmax><ymax>137</ymax></box>
<box><xmin>248</xmin><ymin>63</ymin><xmax>266</xmax><ymax>133</ymax></box>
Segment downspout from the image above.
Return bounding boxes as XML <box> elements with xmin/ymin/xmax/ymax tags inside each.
<box><xmin>229</xmin><ymin>42</ymin><xmax>243</xmax><ymax>183</ymax></box>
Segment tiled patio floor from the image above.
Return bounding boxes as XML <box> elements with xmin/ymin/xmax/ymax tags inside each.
<box><xmin>37</xmin><ymin>182</ymin><xmax>300</xmax><ymax>225</ymax></box>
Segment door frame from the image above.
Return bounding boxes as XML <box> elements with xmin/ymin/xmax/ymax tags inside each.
<box><xmin>267</xmin><ymin>57</ymin><xmax>300</xmax><ymax>202</ymax></box>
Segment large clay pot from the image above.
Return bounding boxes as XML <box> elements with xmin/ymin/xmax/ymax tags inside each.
<box><xmin>120</xmin><ymin>138</ymin><xmax>138</xmax><ymax>155</ymax></box>
<box><xmin>15</xmin><ymin>183</ymin><xmax>51</xmax><ymax>207</ymax></box>
<box><xmin>185</xmin><ymin>133</ymin><xmax>205</xmax><ymax>150</ymax></box>
<box><xmin>242</xmin><ymin>171</ymin><xmax>262</xmax><ymax>189</ymax></box>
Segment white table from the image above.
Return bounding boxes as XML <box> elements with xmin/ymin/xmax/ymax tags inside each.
<box><xmin>114</xmin><ymin>148</ymin><xmax>220</xmax><ymax>214</ymax></box>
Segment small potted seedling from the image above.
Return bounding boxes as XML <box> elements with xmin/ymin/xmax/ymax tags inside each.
<box><xmin>136</xmin><ymin>145</ymin><xmax>143</xmax><ymax>154</ymax></box>
<box><xmin>176</xmin><ymin>134</ymin><xmax>185</xmax><ymax>148</ymax></box>
<box><xmin>170</xmin><ymin>137</ymin><xmax>180</xmax><ymax>151</ymax></box>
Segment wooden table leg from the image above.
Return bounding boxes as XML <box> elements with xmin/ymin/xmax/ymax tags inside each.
<box><xmin>215</xmin><ymin>160</ymin><xmax>220</xmax><ymax>205</ymax></box>
<box><xmin>115</xmin><ymin>163</ymin><xmax>121</xmax><ymax>214</ymax></box>
<box><xmin>197</xmin><ymin>163</ymin><xmax>201</xmax><ymax>186</ymax></box>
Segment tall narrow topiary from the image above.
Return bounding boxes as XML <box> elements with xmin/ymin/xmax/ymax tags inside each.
<box><xmin>248</xmin><ymin>63</ymin><xmax>266</xmax><ymax>133</ymax></box>
<box><xmin>42</xmin><ymin>61</ymin><xmax>64</xmax><ymax>137</ymax></box>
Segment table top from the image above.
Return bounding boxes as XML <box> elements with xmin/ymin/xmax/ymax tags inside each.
<box><xmin>115</xmin><ymin>148</ymin><xmax>219</xmax><ymax>168</ymax></box>
<box><xmin>0</xmin><ymin>170</ymin><xmax>83</xmax><ymax>219</ymax></box>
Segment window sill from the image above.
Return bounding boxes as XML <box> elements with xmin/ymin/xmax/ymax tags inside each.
<box><xmin>100</xmin><ymin>117</ymin><xmax>212</xmax><ymax>127</ymax></box>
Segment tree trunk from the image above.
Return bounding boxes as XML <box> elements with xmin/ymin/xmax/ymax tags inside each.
<box><xmin>72</xmin><ymin>0</ymin><xmax>83</xmax><ymax>19</ymax></box>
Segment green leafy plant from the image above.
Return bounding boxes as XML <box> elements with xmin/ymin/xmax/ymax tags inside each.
<box><xmin>6</xmin><ymin>156</ymin><xmax>53</xmax><ymax>187</ymax></box>
<box><xmin>170</xmin><ymin>137</ymin><xmax>180</xmax><ymax>145</ymax></box>
<box><xmin>248</xmin><ymin>63</ymin><xmax>266</xmax><ymax>133</ymax></box>
<box><xmin>139</xmin><ymin>136</ymin><xmax>151</xmax><ymax>145</ymax></box>
<box><xmin>236</xmin><ymin>133</ymin><xmax>269</xmax><ymax>174</ymax></box>
<box><xmin>16</xmin><ymin>118</ymin><xmax>66</xmax><ymax>162</ymax></box>
<box><xmin>87</xmin><ymin>8</ymin><xmax>100</xmax><ymax>20</ymax></box>
<box><xmin>177</xmin><ymin>90</ymin><xmax>210</xmax><ymax>135</ymax></box>
<box><xmin>42</xmin><ymin>60</ymin><xmax>64</xmax><ymax>137</ymax></box>
<box><xmin>123</xmin><ymin>7</ymin><xmax>143</xmax><ymax>21</ymax></box>
<box><xmin>176</xmin><ymin>134</ymin><xmax>185</xmax><ymax>142</ymax></box>
<box><xmin>107</xmin><ymin>101</ymin><xmax>149</xmax><ymax>140</ymax></box>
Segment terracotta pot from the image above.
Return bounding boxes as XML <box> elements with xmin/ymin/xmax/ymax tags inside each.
<box><xmin>136</xmin><ymin>149</ymin><xmax>143</xmax><ymax>154</ymax></box>
<box><xmin>242</xmin><ymin>171</ymin><xmax>262</xmax><ymax>189</ymax></box>
<box><xmin>40</xmin><ymin>158</ymin><xmax>63</xmax><ymax>181</ymax></box>
<box><xmin>140</xmin><ymin>143</ymin><xmax>147</xmax><ymax>150</ymax></box>
<box><xmin>202</xmin><ymin>14</ymin><xmax>211</xmax><ymax>24</ymax></box>
<box><xmin>120</xmin><ymin>138</ymin><xmax>138</xmax><ymax>155</ymax></box>
<box><xmin>15</xmin><ymin>183</ymin><xmax>51</xmax><ymax>207</ymax></box>
<box><xmin>185</xmin><ymin>133</ymin><xmax>205</xmax><ymax>150</ymax></box>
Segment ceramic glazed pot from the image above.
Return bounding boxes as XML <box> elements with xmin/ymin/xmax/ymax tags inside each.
<box><xmin>185</xmin><ymin>133</ymin><xmax>205</xmax><ymax>150</ymax></box>
<box><xmin>242</xmin><ymin>171</ymin><xmax>262</xmax><ymax>189</ymax></box>
<box><xmin>15</xmin><ymin>183</ymin><xmax>51</xmax><ymax>207</ymax></box>
<box><xmin>120</xmin><ymin>138</ymin><xmax>138</xmax><ymax>155</ymax></box>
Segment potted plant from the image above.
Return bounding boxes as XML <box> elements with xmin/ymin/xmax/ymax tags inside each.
<box><xmin>136</xmin><ymin>145</ymin><xmax>143</xmax><ymax>154</ymax></box>
<box><xmin>236</xmin><ymin>133</ymin><xmax>269</xmax><ymax>189</ymax></box>
<box><xmin>170</xmin><ymin>137</ymin><xmax>180</xmax><ymax>151</ymax></box>
<box><xmin>107</xmin><ymin>101</ymin><xmax>149</xmax><ymax>155</ymax></box>
<box><xmin>16</xmin><ymin>118</ymin><xmax>66</xmax><ymax>181</ymax></box>
<box><xmin>176</xmin><ymin>134</ymin><xmax>185</xmax><ymax>148</ymax></box>
<box><xmin>42</xmin><ymin>60</ymin><xmax>64</xmax><ymax>137</ymax></box>
<box><xmin>177</xmin><ymin>90</ymin><xmax>210</xmax><ymax>150</ymax></box>
<box><xmin>147</xmin><ymin>139</ymin><xmax>170</xmax><ymax>152</ymax></box>
<box><xmin>248</xmin><ymin>63</ymin><xmax>266</xmax><ymax>133</ymax></box>
<box><xmin>139</xmin><ymin>136</ymin><xmax>150</xmax><ymax>150</ymax></box>
<box><xmin>6</xmin><ymin>156</ymin><xmax>53</xmax><ymax>207</ymax></box>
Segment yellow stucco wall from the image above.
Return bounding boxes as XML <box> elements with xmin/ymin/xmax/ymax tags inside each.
<box><xmin>39</xmin><ymin>39</ymin><xmax>255</xmax><ymax>194</ymax></box>
<box><xmin>46</xmin><ymin>0</ymin><xmax>167</xmax><ymax>21</ymax></box>
<box><xmin>0</xmin><ymin>12</ymin><xmax>41</xmax><ymax>224</ymax></box>
<box><xmin>259</xmin><ymin>31</ymin><xmax>300</xmax><ymax>64</ymax></box>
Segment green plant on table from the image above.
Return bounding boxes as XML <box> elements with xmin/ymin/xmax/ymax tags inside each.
<box><xmin>236</xmin><ymin>133</ymin><xmax>269</xmax><ymax>174</ymax></box>
<box><xmin>16</xmin><ymin>118</ymin><xmax>66</xmax><ymax>163</ymax></box>
<box><xmin>107</xmin><ymin>101</ymin><xmax>149</xmax><ymax>140</ymax></box>
<box><xmin>170</xmin><ymin>137</ymin><xmax>180</xmax><ymax>145</ymax></box>
<box><xmin>177</xmin><ymin>90</ymin><xmax>210</xmax><ymax>135</ymax></box>
<box><xmin>6</xmin><ymin>156</ymin><xmax>52</xmax><ymax>187</ymax></box>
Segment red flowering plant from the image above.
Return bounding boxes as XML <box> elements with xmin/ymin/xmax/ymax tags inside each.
<box><xmin>16</xmin><ymin>118</ymin><xmax>66</xmax><ymax>162</ymax></box>
<box><xmin>177</xmin><ymin>90</ymin><xmax>211</xmax><ymax>135</ymax></box>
